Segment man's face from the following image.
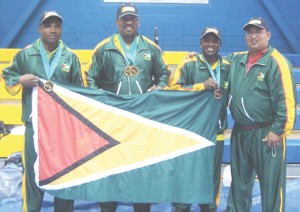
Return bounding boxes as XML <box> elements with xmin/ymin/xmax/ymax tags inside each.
<box><xmin>38</xmin><ymin>17</ymin><xmax>62</xmax><ymax>47</ymax></box>
<box><xmin>116</xmin><ymin>15</ymin><xmax>139</xmax><ymax>40</ymax></box>
<box><xmin>201</xmin><ymin>33</ymin><xmax>221</xmax><ymax>58</ymax></box>
<box><xmin>244</xmin><ymin>26</ymin><xmax>271</xmax><ymax>52</ymax></box>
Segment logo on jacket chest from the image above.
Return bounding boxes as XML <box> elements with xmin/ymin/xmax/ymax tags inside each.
<box><xmin>144</xmin><ymin>53</ymin><xmax>151</xmax><ymax>61</ymax></box>
<box><xmin>257</xmin><ymin>72</ymin><xmax>265</xmax><ymax>81</ymax></box>
<box><xmin>223</xmin><ymin>81</ymin><xmax>229</xmax><ymax>90</ymax></box>
<box><xmin>62</xmin><ymin>63</ymin><xmax>70</xmax><ymax>72</ymax></box>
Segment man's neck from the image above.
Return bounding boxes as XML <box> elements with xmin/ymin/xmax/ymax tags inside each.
<box><xmin>121</xmin><ymin>34</ymin><xmax>137</xmax><ymax>46</ymax></box>
<box><xmin>41</xmin><ymin>41</ymin><xmax>58</xmax><ymax>52</ymax></box>
<box><xmin>249</xmin><ymin>46</ymin><xmax>268</xmax><ymax>56</ymax></box>
<box><xmin>204</xmin><ymin>55</ymin><xmax>218</xmax><ymax>66</ymax></box>
<box><xmin>249</xmin><ymin>50</ymin><xmax>261</xmax><ymax>56</ymax></box>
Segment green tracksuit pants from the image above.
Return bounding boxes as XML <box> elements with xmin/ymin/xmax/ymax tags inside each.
<box><xmin>227</xmin><ymin>124</ymin><xmax>286</xmax><ymax>212</ymax></box>
<box><xmin>22</xmin><ymin>124</ymin><xmax>74</xmax><ymax>212</ymax></box>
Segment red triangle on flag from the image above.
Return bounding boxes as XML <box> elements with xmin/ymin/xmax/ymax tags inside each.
<box><xmin>36</xmin><ymin>86</ymin><xmax>118</xmax><ymax>182</ymax></box>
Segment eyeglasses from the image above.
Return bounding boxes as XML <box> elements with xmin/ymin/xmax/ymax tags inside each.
<box><xmin>245</xmin><ymin>30</ymin><xmax>265</xmax><ymax>37</ymax></box>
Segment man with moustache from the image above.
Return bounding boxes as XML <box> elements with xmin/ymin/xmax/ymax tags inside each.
<box><xmin>226</xmin><ymin>17</ymin><xmax>296</xmax><ymax>212</ymax></box>
<box><xmin>86</xmin><ymin>3</ymin><xmax>170</xmax><ymax>212</ymax></box>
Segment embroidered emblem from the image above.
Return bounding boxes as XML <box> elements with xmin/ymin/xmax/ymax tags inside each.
<box><xmin>223</xmin><ymin>81</ymin><xmax>228</xmax><ymax>89</ymax></box>
<box><xmin>257</xmin><ymin>72</ymin><xmax>264</xmax><ymax>81</ymax></box>
<box><xmin>62</xmin><ymin>63</ymin><xmax>70</xmax><ymax>72</ymax></box>
<box><xmin>144</xmin><ymin>53</ymin><xmax>151</xmax><ymax>61</ymax></box>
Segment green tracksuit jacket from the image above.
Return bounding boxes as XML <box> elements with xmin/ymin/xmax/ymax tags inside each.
<box><xmin>228</xmin><ymin>45</ymin><xmax>296</xmax><ymax>136</ymax></box>
<box><xmin>86</xmin><ymin>33</ymin><xmax>170</xmax><ymax>94</ymax></box>
<box><xmin>226</xmin><ymin>45</ymin><xmax>297</xmax><ymax>212</ymax></box>
<box><xmin>170</xmin><ymin>54</ymin><xmax>230</xmax><ymax>209</ymax></box>
<box><xmin>2</xmin><ymin>39</ymin><xmax>83</xmax><ymax>124</ymax></box>
<box><xmin>170</xmin><ymin>53</ymin><xmax>231</xmax><ymax>134</ymax></box>
<box><xmin>2</xmin><ymin>39</ymin><xmax>82</xmax><ymax>212</ymax></box>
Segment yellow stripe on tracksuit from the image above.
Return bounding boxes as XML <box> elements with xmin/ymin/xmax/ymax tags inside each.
<box><xmin>85</xmin><ymin>37</ymin><xmax>110</xmax><ymax>71</ymax></box>
<box><xmin>169</xmin><ymin>56</ymin><xmax>197</xmax><ymax>90</ymax></box>
<box><xmin>271</xmin><ymin>49</ymin><xmax>295</xmax><ymax>212</ymax></box>
<box><xmin>280</xmin><ymin>136</ymin><xmax>286</xmax><ymax>212</ymax></box>
<box><xmin>216</xmin><ymin>133</ymin><xmax>225</xmax><ymax>141</ymax></box>
<box><xmin>21</xmin><ymin>136</ymin><xmax>28</xmax><ymax>212</ymax></box>
<box><xmin>271</xmin><ymin>49</ymin><xmax>296</xmax><ymax>136</ymax></box>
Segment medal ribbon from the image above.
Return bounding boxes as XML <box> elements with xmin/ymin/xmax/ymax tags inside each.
<box><xmin>118</xmin><ymin>34</ymin><xmax>137</xmax><ymax>65</ymax></box>
<box><xmin>40</xmin><ymin>40</ymin><xmax>62</xmax><ymax>80</ymax></box>
<box><xmin>201</xmin><ymin>54</ymin><xmax>221</xmax><ymax>88</ymax></box>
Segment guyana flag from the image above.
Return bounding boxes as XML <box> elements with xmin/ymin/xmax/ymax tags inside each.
<box><xmin>31</xmin><ymin>79</ymin><xmax>223</xmax><ymax>204</ymax></box>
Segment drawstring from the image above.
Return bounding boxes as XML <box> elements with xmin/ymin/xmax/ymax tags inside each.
<box><xmin>272</xmin><ymin>147</ymin><xmax>276</xmax><ymax>157</ymax></box>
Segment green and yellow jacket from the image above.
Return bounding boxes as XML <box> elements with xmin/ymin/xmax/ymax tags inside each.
<box><xmin>170</xmin><ymin>53</ymin><xmax>231</xmax><ymax>138</ymax></box>
<box><xmin>2</xmin><ymin>39</ymin><xmax>83</xmax><ymax>124</ymax></box>
<box><xmin>227</xmin><ymin>45</ymin><xmax>296</xmax><ymax>136</ymax></box>
<box><xmin>86</xmin><ymin>33</ymin><xmax>171</xmax><ymax>95</ymax></box>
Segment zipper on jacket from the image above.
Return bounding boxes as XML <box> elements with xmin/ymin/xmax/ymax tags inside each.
<box><xmin>241</xmin><ymin>97</ymin><xmax>254</xmax><ymax>121</ymax></box>
<box><xmin>127</xmin><ymin>77</ymin><xmax>131</xmax><ymax>95</ymax></box>
<box><xmin>115</xmin><ymin>44</ymin><xmax>149</xmax><ymax>95</ymax></box>
<box><xmin>244</xmin><ymin>62</ymin><xmax>266</xmax><ymax>78</ymax></box>
<box><xmin>117</xmin><ymin>48</ymin><xmax>133</xmax><ymax>95</ymax></box>
<box><xmin>120</xmin><ymin>47</ymin><xmax>146</xmax><ymax>95</ymax></box>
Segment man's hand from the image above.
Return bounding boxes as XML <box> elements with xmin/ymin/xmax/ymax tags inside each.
<box><xmin>19</xmin><ymin>74</ymin><xmax>38</xmax><ymax>87</ymax></box>
<box><xmin>147</xmin><ymin>85</ymin><xmax>162</xmax><ymax>92</ymax></box>
<box><xmin>186</xmin><ymin>51</ymin><xmax>197</xmax><ymax>59</ymax></box>
<box><xmin>262</xmin><ymin>131</ymin><xmax>282</xmax><ymax>147</ymax></box>
<box><xmin>203</xmin><ymin>78</ymin><xmax>218</xmax><ymax>90</ymax></box>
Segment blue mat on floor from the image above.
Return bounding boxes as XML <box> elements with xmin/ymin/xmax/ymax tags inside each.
<box><xmin>1</xmin><ymin>178</ymin><xmax>300</xmax><ymax>211</ymax></box>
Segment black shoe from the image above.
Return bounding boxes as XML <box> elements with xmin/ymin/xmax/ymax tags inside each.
<box><xmin>199</xmin><ymin>204</ymin><xmax>210</xmax><ymax>212</ymax></box>
<box><xmin>174</xmin><ymin>208</ymin><xmax>190</xmax><ymax>212</ymax></box>
<box><xmin>133</xmin><ymin>203</ymin><xmax>151</xmax><ymax>212</ymax></box>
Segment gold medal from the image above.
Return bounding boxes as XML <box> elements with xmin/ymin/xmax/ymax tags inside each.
<box><xmin>214</xmin><ymin>89</ymin><xmax>222</xmax><ymax>99</ymax></box>
<box><xmin>44</xmin><ymin>81</ymin><xmax>54</xmax><ymax>92</ymax></box>
<box><xmin>124</xmin><ymin>66</ymin><xmax>139</xmax><ymax>77</ymax></box>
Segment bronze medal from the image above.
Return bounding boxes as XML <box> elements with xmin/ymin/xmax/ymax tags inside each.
<box><xmin>124</xmin><ymin>66</ymin><xmax>139</xmax><ymax>77</ymax></box>
<box><xmin>214</xmin><ymin>88</ymin><xmax>222</xmax><ymax>99</ymax></box>
<box><xmin>124</xmin><ymin>66</ymin><xmax>132</xmax><ymax>76</ymax></box>
<box><xmin>130</xmin><ymin>66</ymin><xmax>138</xmax><ymax>76</ymax></box>
<box><xmin>44</xmin><ymin>81</ymin><xmax>54</xmax><ymax>92</ymax></box>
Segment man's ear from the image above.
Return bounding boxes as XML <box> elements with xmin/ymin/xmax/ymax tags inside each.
<box><xmin>267</xmin><ymin>31</ymin><xmax>271</xmax><ymax>40</ymax></box>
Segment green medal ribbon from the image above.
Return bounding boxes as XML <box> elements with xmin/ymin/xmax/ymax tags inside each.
<box><xmin>201</xmin><ymin>54</ymin><xmax>221</xmax><ymax>87</ymax></box>
<box><xmin>118</xmin><ymin>34</ymin><xmax>137</xmax><ymax>65</ymax></box>
<box><xmin>40</xmin><ymin>40</ymin><xmax>62</xmax><ymax>80</ymax></box>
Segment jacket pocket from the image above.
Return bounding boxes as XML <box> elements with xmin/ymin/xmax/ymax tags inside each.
<box><xmin>241</xmin><ymin>97</ymin><xmax>255</xmax><ymax>121</ymax></box>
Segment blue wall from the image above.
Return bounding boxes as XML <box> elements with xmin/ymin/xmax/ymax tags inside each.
<box><xmin>0</xmin><ymin>0</ymin><xmax>300</xmax><ymax>53</ymax></box>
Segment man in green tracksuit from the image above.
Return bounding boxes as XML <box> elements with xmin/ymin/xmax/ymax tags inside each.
<box><xmin>86</xmin><ymin>3</ymin><xmax>170</xmax><ymax>212</ymax></box>
<box><xmin>86</xmin><ymin>4</ymin><xmax>170</xmax><ymax>96</ymax></box>
<box><xmin>170</xmin><ymin>27</ymin><xmax>230</xmax><ymax>212</ymax></box>
<box><xmin>226</xmin><ymin>17</ymin><xmax>297</xmax><ymax>212</ymax></box>
<box><xmin>2</xmin><ymin>11</ymin><xmax>83</xmax><ymax>212</ymax></box>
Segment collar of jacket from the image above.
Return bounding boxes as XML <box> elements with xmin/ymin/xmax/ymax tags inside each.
<box><xmin>26</xmin><ymin>39</ymin><xmax>66</xmax><ymax>56</ymax></box>
<box><xmin>104</xmin><ymin>33</ymin><xmax>150</xmax><ymax>52</ymax></box>
<box><xmin>198</xmin><ymin>53</ymin><xmax>229</xmax><ymax>70</ymax></box>
<box><xmin>240</xmin><ymin>45</ymin><xmax>273</xmax><ymax>66</ymax></box>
